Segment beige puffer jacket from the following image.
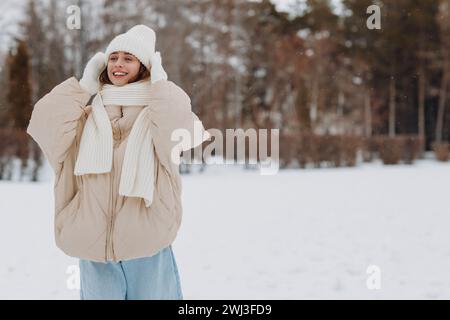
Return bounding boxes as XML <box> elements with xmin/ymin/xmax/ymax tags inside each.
<box><xmin>26</xmin><ymin>77</ymin><xmax>208</xmax><ymax>263</ymax></box>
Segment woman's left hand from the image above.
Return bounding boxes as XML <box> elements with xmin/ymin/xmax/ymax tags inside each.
<box><xmin>150</xmin><ymin>51</ymin><xmax>168</xmax><ymax>84</ymax></box>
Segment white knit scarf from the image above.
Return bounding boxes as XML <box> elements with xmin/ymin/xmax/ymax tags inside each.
<box><xmin>74</xmin><ymin>79</ymin><xmax>156</xmax><ymax>208</ymax></box>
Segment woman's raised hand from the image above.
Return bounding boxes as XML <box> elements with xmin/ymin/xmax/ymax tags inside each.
<box><xmin>79</xmin><ymin>52</ymin><xmax>107</xmax><ymax>95</ymax></box>
<box><xmin>150</xmin><ymin>51</ymin><xmax>168</xmax><ymax>84</ymax></box>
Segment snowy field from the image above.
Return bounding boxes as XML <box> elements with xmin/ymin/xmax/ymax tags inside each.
<box><xmin>1</xmin><ymin>155</ymin><xmax>450</xmax><ymax>299</ymax></box>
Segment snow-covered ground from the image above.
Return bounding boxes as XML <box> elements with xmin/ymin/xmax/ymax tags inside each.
<box><xmin>1</xmin><ymin>156</ymin><xmax>450</xmax><ymax>299</ymax></box>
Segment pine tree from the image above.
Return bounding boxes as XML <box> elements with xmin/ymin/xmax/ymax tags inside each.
<box><xmin>436</xmin><ymin>0</ymin><xmax>450</xmax><ymax>143</ymax></box>
<box><xmin>7</xmin><ymin>40</ymin><xmax>32</xmax><ymax>130</ymax></box>
<box><xmin>7</xmin><ymin>40</ymin><xmax>33</xmax><ymax>181</ymax></box>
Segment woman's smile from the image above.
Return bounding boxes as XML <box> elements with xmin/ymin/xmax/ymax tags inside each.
<box><xmin>112</xmin><ymin>71</ymin><xmax>128</xmax><ymax>76</ymax></box>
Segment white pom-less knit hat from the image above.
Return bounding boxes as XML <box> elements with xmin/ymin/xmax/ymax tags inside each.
<box><xmin>104</xmin><ymin>25</ymin><xmax>157</xmax><ymax>70</ymax></box>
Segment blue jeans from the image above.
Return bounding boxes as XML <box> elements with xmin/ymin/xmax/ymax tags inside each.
<box><xmin>79</xmin><ymin>245</ymin><xmax>183</xmax><ymax>300</ymax></box>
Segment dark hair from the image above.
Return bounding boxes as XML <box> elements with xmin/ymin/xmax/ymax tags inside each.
<box><xmin>99</xmin><ymin>62</ymin><xmax>150</xmax><ymax>86</ymax></box>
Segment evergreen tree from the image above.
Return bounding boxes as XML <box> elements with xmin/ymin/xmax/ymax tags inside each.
<box><xmin>6</xmin><ymin>40</ymin><xmax>33</xmax><ymax>181</ymax></box>
<box><xmin>7</xmin><ymin>40</ymin><xmax>32</xmax><ymax>130</ymax></box>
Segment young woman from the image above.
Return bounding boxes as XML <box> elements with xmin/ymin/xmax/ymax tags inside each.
<box><xmin>26</xmin><ymin>25</ymin><xmax>209</xmax><ymax>300</ymax></box>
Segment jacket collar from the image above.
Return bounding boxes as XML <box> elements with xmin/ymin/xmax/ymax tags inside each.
<box><xmin>105</xmin><ymin>105</ymin><xmax>146</xmax><ymax>140</ymax></box>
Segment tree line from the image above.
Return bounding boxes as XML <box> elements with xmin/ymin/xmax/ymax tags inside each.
<box><xmin>0</xmin><ymin>0</ymin><xmax>449</xmax><ymax>180</ymax></box>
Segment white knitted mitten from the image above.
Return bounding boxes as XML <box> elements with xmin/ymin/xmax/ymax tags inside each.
<box><xmin>79</xmin><ymin>52</ymin><xmax>107</xmax><ymax>95</ymax></box>
<box><xmin>149</xmin><ymin>51</ymin><xmax>168</xmax><ymax>84</ymax></box>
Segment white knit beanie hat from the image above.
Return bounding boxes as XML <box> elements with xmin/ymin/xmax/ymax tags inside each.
<box><xmin>104</xmin><ymin>25</ymin><xmax>156</xmax><ymax>70</ymax></box>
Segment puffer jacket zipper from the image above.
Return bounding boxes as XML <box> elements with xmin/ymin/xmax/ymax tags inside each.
<box><xmin>105</xmin><ymin>165</ymin><xmax>112</xmax><ymax>261</ymax></box>
<box><xmin>110</xmin><ymin>152</ymin><xmax>117</xmax><ymax>261</ymax></box>
<box><xmin>105</xmin><ymin>144</ymin><xmax>116</xmax><ymax>262</ymax></box>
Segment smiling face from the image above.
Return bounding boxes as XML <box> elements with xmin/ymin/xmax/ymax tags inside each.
<box><xmin>107</xmin><ymin>51</ymin><xmax>141</xmax><ymax>86</ymax></box>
